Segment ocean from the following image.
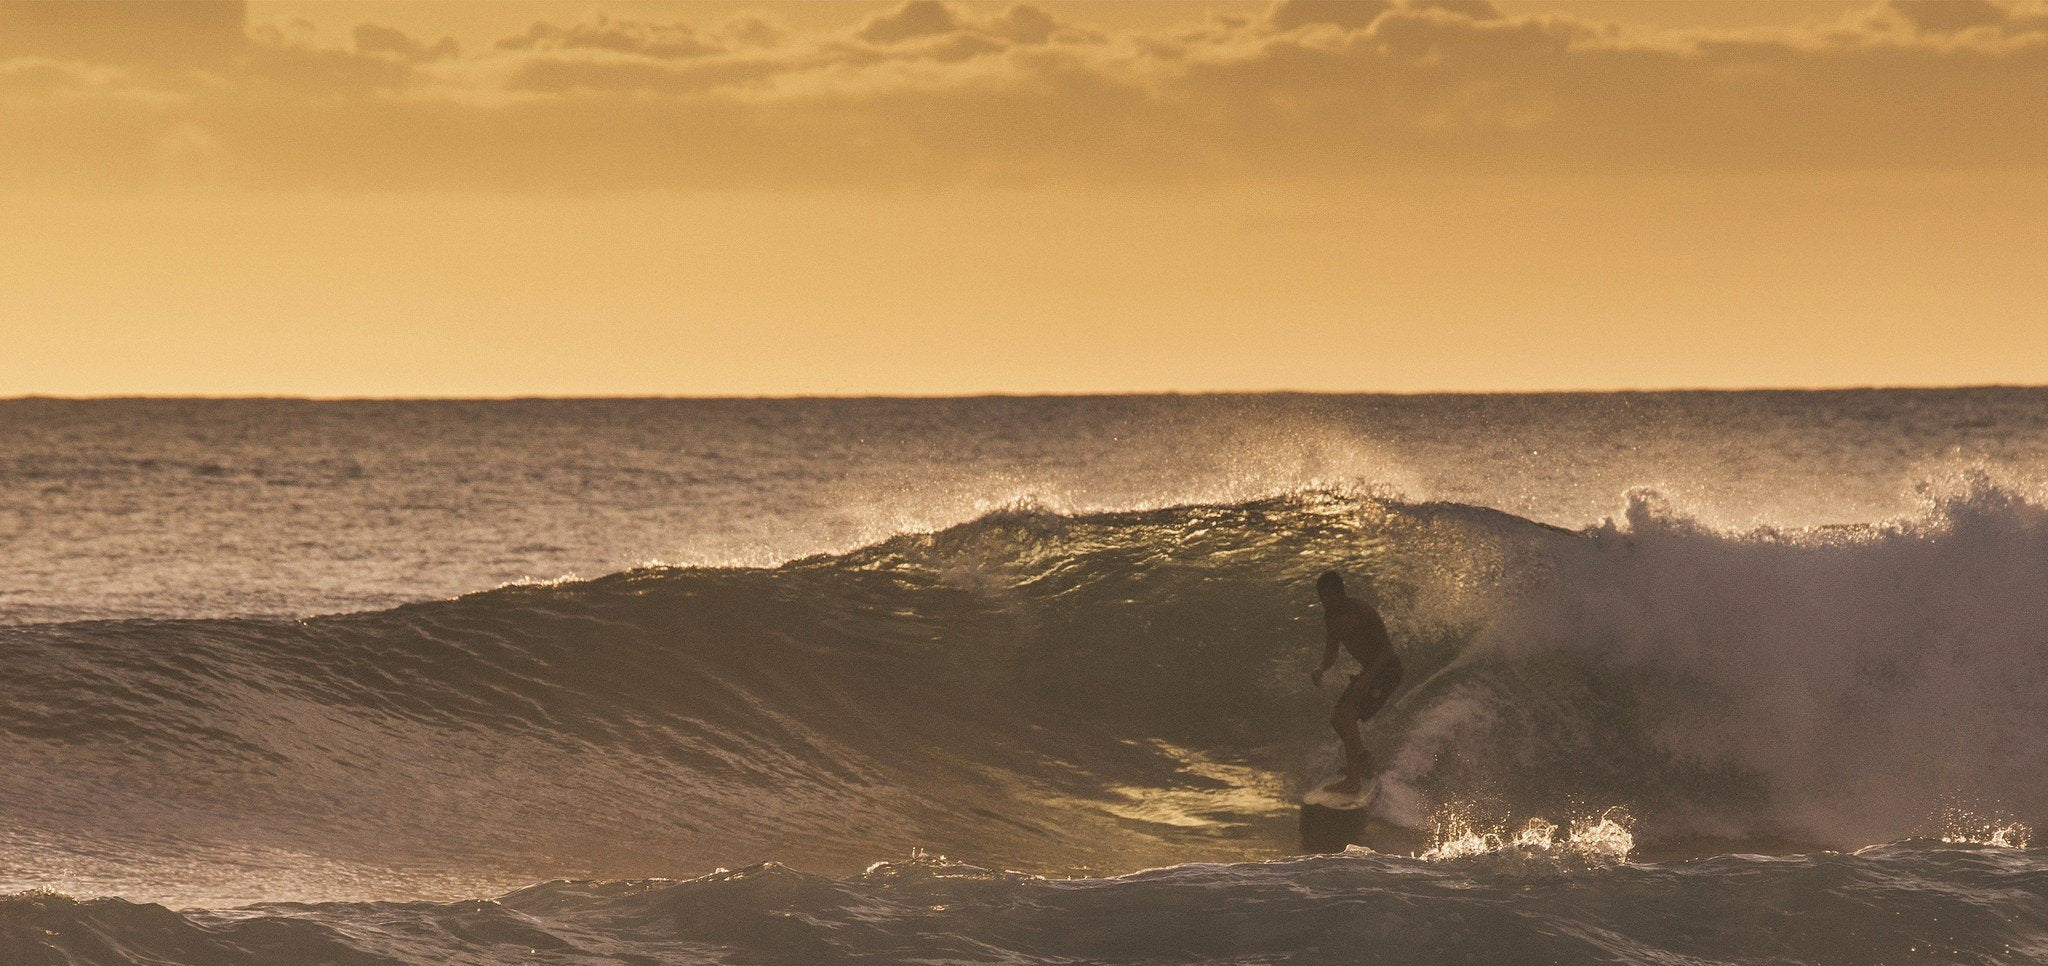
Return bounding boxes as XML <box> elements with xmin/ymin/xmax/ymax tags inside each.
<box><xmin>4</xmin><ymin>391</ymin><xmax>2046</xmax><ymax>964</ymax></box>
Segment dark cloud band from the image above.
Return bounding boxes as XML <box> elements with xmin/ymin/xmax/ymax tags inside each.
<box><xmin>1</xmin><ymin>0</ymin><xmax>2044</xmax><ymax>190</ymax></box>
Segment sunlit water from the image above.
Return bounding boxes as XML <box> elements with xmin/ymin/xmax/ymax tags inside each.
<box><xmin>5</xmin><ymin>392</ymin><xmax>2047</xmax><ymax>964</ymax></box>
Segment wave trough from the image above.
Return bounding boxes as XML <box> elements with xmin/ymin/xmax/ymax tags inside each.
<box><xmin>9</xmin><ymin>844</ymin><xmax>2048</xmax><ymax>966</ymax></box>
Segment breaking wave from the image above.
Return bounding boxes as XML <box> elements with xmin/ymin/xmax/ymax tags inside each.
<box><xmin>4</xmin><ymin>475</ymin><xmax>2047</xmax><ymax>905</ymax></box>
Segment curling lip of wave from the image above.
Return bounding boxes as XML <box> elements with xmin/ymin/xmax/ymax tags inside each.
<box><xmin>4</xmin><ymin>480</ymin><xmax>2047</xmax><ymax>904</ymax></box>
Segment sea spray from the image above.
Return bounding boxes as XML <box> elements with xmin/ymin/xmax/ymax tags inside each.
<box><xmin>6</xmin><ymin>484</ymin><xmax>2048</xmax><ymax>903</ymax></box>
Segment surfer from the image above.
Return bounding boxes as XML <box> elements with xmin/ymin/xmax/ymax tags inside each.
<box><xmin>1310</xmin><ymin>570</ymin><xmax>1403</xmax><ymax>796</ymax></box>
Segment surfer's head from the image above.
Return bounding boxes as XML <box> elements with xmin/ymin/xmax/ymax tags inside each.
<box><xmin>1316</xmin><ymin>570</ymin><xmax>1345</xmax><ymax>601</ymax></box>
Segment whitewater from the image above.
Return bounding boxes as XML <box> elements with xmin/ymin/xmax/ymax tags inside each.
<box><xmin>4</xmin><ymin>392</ymin><xmax>2047</xmax><ymax>964</ymax></box>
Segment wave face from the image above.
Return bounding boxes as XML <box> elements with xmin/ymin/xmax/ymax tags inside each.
<box><xmin>8</xmin><ymin>846</ymin><xmax>2048</xmax><ymax>965</ymax></box>
<box><xmin>6</xmin><ymin>480</ymin><xmax>2048</xmax><ymax>910</ymax></box>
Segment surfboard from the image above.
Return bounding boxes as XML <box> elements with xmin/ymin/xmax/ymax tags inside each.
<box><xmin>1298</xmin><ymin>777</ymin><xmax>1379</xmax><ymax>853</ymax></box>
<box><xmin>1302</xmin><ymin>777</ymin><xmax>1379</xmax><ymax>811</ymax></box>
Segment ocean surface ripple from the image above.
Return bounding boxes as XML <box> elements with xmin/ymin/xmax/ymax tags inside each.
<box><xmin>8</xmin><ymin>394</ymin><xmax>2048</xmax><ymax>963</ymax></box>
<box><xmin>8</xmin><ymin>844</ymin><xmax>2047</xmax><ymax>965</ymax></box>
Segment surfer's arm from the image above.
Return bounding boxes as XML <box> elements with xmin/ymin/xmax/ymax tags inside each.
<box><xmin>1312</xmin><ymin>624</ymin><xmax>1342</xmax><ymax>686</ymax></box>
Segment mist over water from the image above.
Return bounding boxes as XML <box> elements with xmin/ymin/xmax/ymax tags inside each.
<box><xmin>8</xmin><ymin>390</ymin><xmax>2047</xmax><ymax>624</ymax></box>
<box><xmin>5</xmin><ymin>391</ymin><xmax>2048</xmax><ymax>964</ymax></box>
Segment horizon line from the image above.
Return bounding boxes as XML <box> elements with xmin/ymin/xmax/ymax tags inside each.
<box><xmin>5</xmin><ymin>383</ymin><xmax>2047</xmax><ymax>403</ymax></box>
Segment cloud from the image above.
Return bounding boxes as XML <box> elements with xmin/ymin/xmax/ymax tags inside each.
<box><xmin>853</xmin><ymin>2</ymin><xmax>1086</xmax><ymax>47</ymax></box>
<box><xmin>1887</xmin><ymin>0</ymin><xmax>2021</xmax><ymax>31</ymax></box>
<box><xmin>496</xmin><ymin>16</ymin><xmax>724</xmax><ymax>59</ymax></box>
<box><xmin>1419</xmin><ymin>1</ymin><xmax>1504</xmax><ymax>20</ymax></box>
<box><xmin>857</xmin><ymin>0</ymin><xmax>961</xmax><ymax>44</ymax></box>
<box><xmin>1</xmin><ymin>0</ymin><xmax>2046</xmax><ymax>191</ymax></box>
<box><xmin>1266</xmin><ymin>0</ymin><xmax>1499</xmax><ymax>31</ymax></box>
<box><xmin>0</xmin><ymin>0</ymin><xmax>245</xmax><ymax>65</ymax></box>
<box><xmin>354</xmin><ymin>24</ymin><xmax>458</xmax><ymax>63</ymax></box>
<box><xmin>987</xmin><ymin>5</ymin><xmax>1060</xmax><ymax>45</ymax></box>
<box><xmin>724</xmin><ymin>16</ymin><xmax>789</xmax><ymax>50</ymax></box>
<box><xmin>1268</xmin><ymin>1</ymin><xmax>1394</xmax><ymax>31</ymax></box>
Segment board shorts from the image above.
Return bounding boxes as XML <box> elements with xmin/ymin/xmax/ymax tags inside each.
<box><xmin>1337</xmin><ymin>662</ymin><xmax>1403</xmax><ymax>721</ymax></box>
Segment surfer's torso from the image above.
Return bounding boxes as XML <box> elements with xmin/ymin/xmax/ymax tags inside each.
<box><xmin>1325</xmin><ymin>596</ymin><xmax>1398</xmax><ymax>677</ymax></box>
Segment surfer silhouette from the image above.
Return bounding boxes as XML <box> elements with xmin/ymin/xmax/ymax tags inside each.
<box><xmin>1310</xmin><ymin>570</ymin><xmax>1403</xmax><ymax>796</ymax></box>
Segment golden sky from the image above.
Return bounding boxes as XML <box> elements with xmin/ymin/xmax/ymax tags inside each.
<box><xmin>3</xmin><ymin>0</ymin><xmax>2044</xmax><ymax>395</ymax></box>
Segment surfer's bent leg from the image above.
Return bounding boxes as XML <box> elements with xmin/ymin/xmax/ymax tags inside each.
<box><xmin>1328</xmin><ymin>666</ymin><xmax>1402</xmax><ymax>792</ymax></box>
<box><xmin>1328</xmin><ymin>691</ymin><xmax>1368</xmax><ymax>791</ymax></box>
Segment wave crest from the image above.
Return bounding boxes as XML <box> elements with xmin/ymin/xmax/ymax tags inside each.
<box><xmin>5</xmin><ymin>481</ymin><xmax>2047</xmax><ymax>899</ymax></box>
